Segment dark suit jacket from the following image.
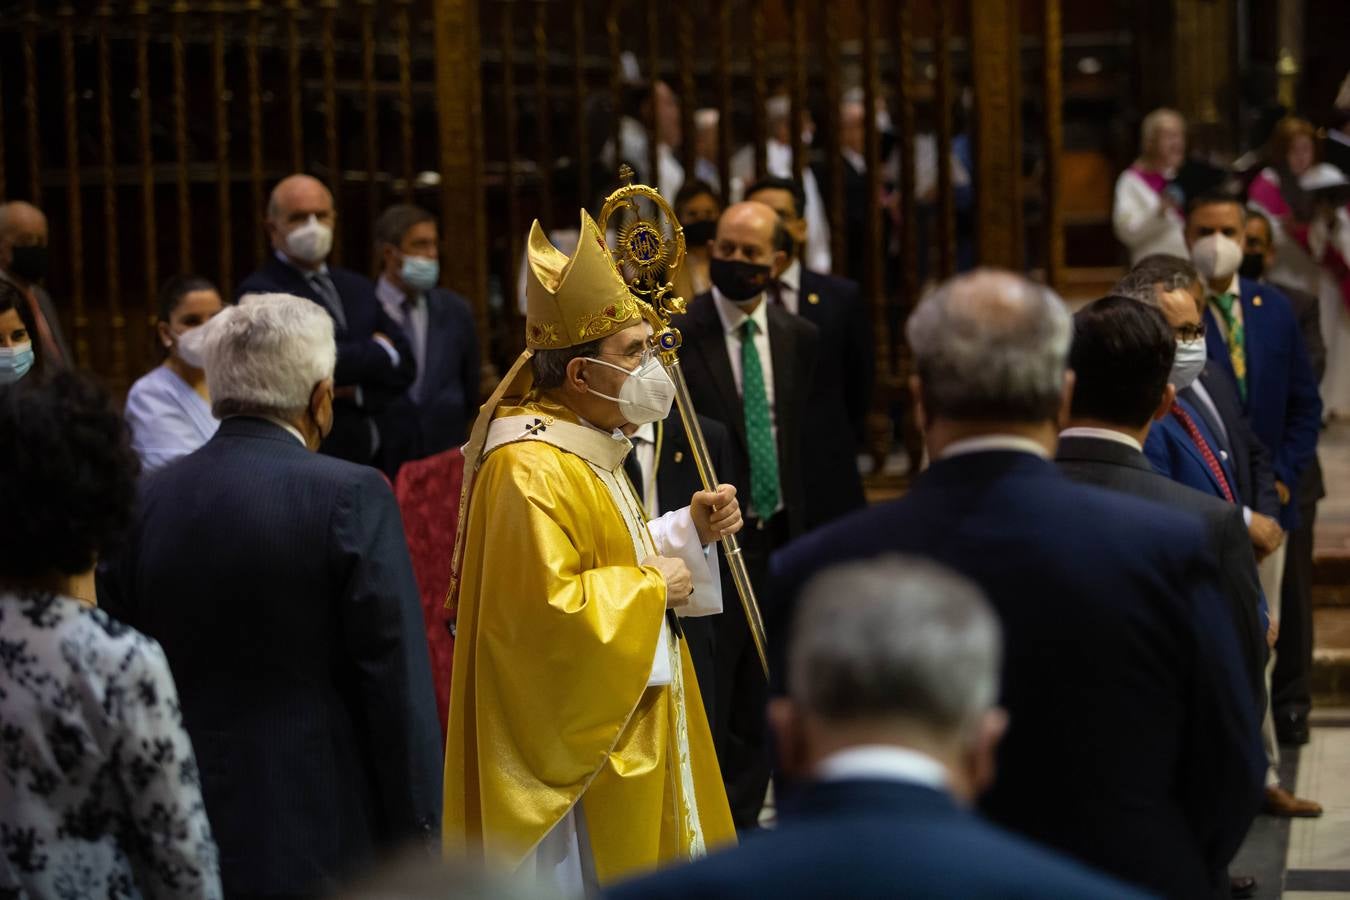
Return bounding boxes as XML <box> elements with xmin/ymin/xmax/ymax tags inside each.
<box><xmin>100</xmin><ymin>417</ymin><xmax>442</xmax><ymax>896</ymax></box>
<box><xmin>1184</xmin><ymin>367</ymin><xmax>1281</xmax><ymax>518</ymax></box>
<box><xmin>608</xmin><ymin>778</ymin><xmax>1146</xmax><ymax>900</ymax></box>
<box><xmin>1057</xmin><ymin>434</ymin><xmax>1267</xmax><ymax>705</ymax></box>
<box><xmin>679</xmin><ymin>291</ymin><xmax>818</xmax><ymax>539</ymax></box>
<box><xmin>378</xmin><ymin>286</ymin><xmax>481</xmax><ymax>473</ymax></box>
<box><xmin>648</xmin><ymin>410</ymin><xmax>743</xmax><ymax>744</ymax></box>
<box><xmin>792</xmin><ymin>267</ymin><xmax>872</xmax><ymax>529</ymax></box>
<box><xmin>1273</xmin><ymin>279</ymin><xmax>1327</xmax><ymax>506</ymax></box>
<box><xmin>236</xmin><ymin>255</ymin><xmax>416</xmax><ymax>464</ymax></box>
<box><xmin>1142</xmin><ymin>394</ymin><xmax>1241</xmax><ymax>503</ymax></box>
<box><xmin>768</xmin><ymin>451</ymin><xmax>1265</xmax><ymax>899</ymax></box>
<box><xmin>1204</xmin><ymin>277</ymin><xmax>1322</xmax><ymax>528</ymax></box>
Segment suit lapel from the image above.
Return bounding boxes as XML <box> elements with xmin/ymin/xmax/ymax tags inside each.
<box><xmin>1203</xmin><ymin>306</ymin><xmax>1240</xmax><ymax>390</ymax></box>
<box><xmin>1238</xmin><ymin>278</ymin><xmax>1262</xmax><ymax>393</ymax></box>
<box><xmin>684</xmin><ymin>296</ymin><xmax>747</xmax><ymax>450</ymax></box>
<box><xmin>1166</xmin><ymin>402</ymin><xmax>1230</xmax><ymax>496</ymax></box>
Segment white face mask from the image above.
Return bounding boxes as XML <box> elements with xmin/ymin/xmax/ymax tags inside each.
<box><xmin>585</xmin><ymin>352</ymin><xmax>676</xmax><ymax>426</ymax></box>
<box><xmin>1170</xmin><ymin>337</ymin><xmax>1207</xmax><ymax>391</ymax></box>
<box><xmin>175</xmin><ymin>325</ymin><xmax>208</xmax><ymax>369</ymax></box>
<box><xmin>284</xmin><ymin>214</ymin><xmax>333</xmax><ymax>265</ymax></box>
<box><xmin>1190</xmin><ymin>233</ymin><xmax>1242</xmax><ymax>283</ymax></box>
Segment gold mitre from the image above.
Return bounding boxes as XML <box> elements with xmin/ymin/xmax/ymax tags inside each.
<box><xmin>524</xmin><ymin>209</ymin><xmax>642</xmax><ymax>349</ymax></box>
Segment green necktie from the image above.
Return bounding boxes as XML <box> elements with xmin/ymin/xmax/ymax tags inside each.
<box><xmin>740</xmin><ymin>318</ymin><xmax>780</xmax><ymax>518</ymax></box>
<box><xmin>1211</xmin><ymin>292</ymin><xmax>1247</xmax><ymax>402</ymax></box>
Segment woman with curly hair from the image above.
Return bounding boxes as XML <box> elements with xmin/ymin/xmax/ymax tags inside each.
<box><xmin>0</xmin><ymin>371</ymin><xmax>222</xmax><ymax>898</ymax></box>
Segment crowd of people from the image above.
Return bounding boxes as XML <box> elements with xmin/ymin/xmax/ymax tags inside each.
<box><xmin>0</xmin><ymin>93</ymin><xmax>1345</xmax><ymax>900</ymax></box>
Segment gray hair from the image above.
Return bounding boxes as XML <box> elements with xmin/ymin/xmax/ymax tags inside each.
<box><xmin>1113</xmin><ymin>254</ymin><xmax>1199</xmax><ymax>303</ymax></box>
<box><xmin>203</xmin><ymin>293</ymin><xmax>336</xmax><ymax>420</ymax></box>
<box><xmin>530</xmin><ymin>337</ymin><xmax>603</xmax><ymax>391</ymax></box>
<box><xmin>1140</xmin><ymin>107</ymin><xmax>1184</xmax><ymax>152</ymax></box>
<box><xmin>789</xmin><ymin>556</ymin><xmax>1002</xmax><ymax>734</ymax></box>
<box><xmin>905</xmin><ymin>269</ymin><xmax>1071</xmax><ymax>422</ymax></box>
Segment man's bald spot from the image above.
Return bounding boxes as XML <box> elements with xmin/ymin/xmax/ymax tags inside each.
<box><xmin>0</xmin><ymin>201</ymin><xmax>47</xmax><ymax>239</ymax></box>
<box><xmin>267</xmin><ymin>174</ymin><xmax>333</xmax><ymax>221</ymax></box>
<box><xmin>718</xmin><ymin>200</ymin><xmax>779</xmax><ymax>241</ymax></box>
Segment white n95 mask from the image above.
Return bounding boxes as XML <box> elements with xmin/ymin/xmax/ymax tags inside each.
<box><xmin>585</xmin><ymin>352</ymin><xmax>677</xmax><ymax>426</ymax></box>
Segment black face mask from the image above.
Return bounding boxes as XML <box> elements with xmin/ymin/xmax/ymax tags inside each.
<box><xmin>7</xmin><ymin>244</ymin><xmax>48</xmax><ymax>283</ymax></box>
<box><xmin>710</xmin><ymin>257</ymin><xmax>772</xmax><ymax>302</ymax></box>
<box><xmin>1238</xmin><ymin>252</ymin><xmax>1266</xmax><ymax>281</ymax></box>
<box><xmin>683</xmin><ymin>219</ymin><xmax>717</xmax><ymax>247</ymax></box>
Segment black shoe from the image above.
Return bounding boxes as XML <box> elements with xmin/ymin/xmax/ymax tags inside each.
<box><xmin>1230</xmin><ymin>875</ymin><xmax>1257</xmax><ymax>899</ymax></box>
<box><xmin>1276</xmin><ymin>711</ymin><xmax>1311</xmax><ymax>746</ymax></box>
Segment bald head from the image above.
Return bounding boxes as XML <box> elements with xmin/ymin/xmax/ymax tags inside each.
<box><xmin>266</xmin><ymin>174</ymin><xmax>336</xmax><ymax>268</ymax></box>
<box><xmin>906</xmin><ymin>269</ymin><xmax>1072</xmax><ymax>428</ymax></box>
<box><xmin>0</xmin><ymin>201</ymin><xmax>49</xmax><ymax>284</ymax></box>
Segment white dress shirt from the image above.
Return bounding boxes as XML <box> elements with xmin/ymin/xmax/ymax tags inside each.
<box><xmin>376</xmin><ymin>275</ymin><xmax>430</xmax><ymax>401</ymax></box>
<box><xmin>712</xmin><ymin>290</ymin><xmax>778</xmax><ymax>444</ymax></box>
<box><xmin>815</xmin><ymin>744</ymin><xmax>948</xmax><ymax>792</ymax></box>
<box><xmin>939</xmin><ymin>434</ymin><xmax>1051</xmax><ymax>460</ymax></box>
<box><xmin>1057</xmin><ymin>426</ymin><xmax>1142</xmax><ymax>452</ymax></box>
<box><xmin>630</xmin><ymin>422</ymin><xmax>660</xmax><ymax>519</ymax></box>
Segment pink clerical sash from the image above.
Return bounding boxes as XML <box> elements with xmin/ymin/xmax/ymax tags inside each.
<box><xmin>1251</xmin><ymin>168</ymin><xmax>1350</xmax><ymax>313</ymax></box>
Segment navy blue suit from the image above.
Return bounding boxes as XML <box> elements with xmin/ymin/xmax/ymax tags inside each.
<box><xmin>1204</xmin><ymin>277</ymin><xmax>1321</xmax><ymax>528</ymax></box>
<box><xmin>791</xmin><ymin>267</ymin><xmax>872</xmax><ymax>529</ymax></box>
<box><xmin>100</xmin><ymin>417</ymin><xmax>442</xmax><ymax>896</ymax></box>
<box><xmin>608</xmin><ymin>779</ymin><xmax>1146</xmax><ymax>900</ymax></box>
<box><xmin>237</xmin><ymin>254</ymin><xmax>416</xmax><ymax>465</ymax></box>
<box><xmin>1184</xmin><ymin>368</ymin><xmax>1281</xmax><ymax>519</ymax></box>
<box><xmin>768</xmin><ymin>450</ymin><xmax>1265</xmax><ymax>899</ymax></box>
<box><xmin>1143</xmin><ymin>395</ymin><xmax>1240</xmax><ymax>502</ymax></box>
<box><xmin>378</xmin><ymin>286</ymin><xmax>480</xmax><ymax>473</ymax></box>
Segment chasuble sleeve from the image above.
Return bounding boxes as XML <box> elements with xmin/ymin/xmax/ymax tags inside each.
<box><xmin>447</xmin><ymin>441</ymin><xmax>669</xmax><ymax>856</ymax></box>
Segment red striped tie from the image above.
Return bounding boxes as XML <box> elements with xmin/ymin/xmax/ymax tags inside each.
<box><xmin>1171</xmin><ymin>402</ymin><xmax>1235</xmax><ymax>503</ymax></box>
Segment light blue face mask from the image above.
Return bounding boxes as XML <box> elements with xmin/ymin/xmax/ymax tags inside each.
<box><xmin>401</xmin><ymin>255</ymin><xmax>440</xmax><ymax>292</ymax></box>
<box><xmin>0</xmin><ymin>343</ymin><xmax>34</xmax><ymax>385</ymax></box>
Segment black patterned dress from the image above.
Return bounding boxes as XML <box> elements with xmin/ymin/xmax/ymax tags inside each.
<box><xmin>0</xmin><ymin>591</ymin><xmax>221</xmax><ymax>898</ymax></box>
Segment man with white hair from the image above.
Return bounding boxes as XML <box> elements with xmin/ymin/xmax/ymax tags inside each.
<box><xmin>768</xmin><ymin>270</ymin><xmax>1265</xmax><ymax>899</ymax></box>
<box><xmin>612</xmin><ymin>556</ymin><xmax>1147</xmax><ymax>899</ymax></box>
<box><xmin>1112</xmin><ymin>107</ymin><xmax>1190</xmax><ymax>262</ymax></box>
<box><xmin>102</xmin><ymin>293</ymin><xmax>442</xmax><ymax>898</ymax></box>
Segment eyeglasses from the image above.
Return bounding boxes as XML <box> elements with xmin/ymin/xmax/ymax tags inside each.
<box><xmin>1175</xmin><ymin>322</ymin><xmax>1206</xmax><ymax>342</ymax></box>
<box><xmin>595</xmin><ymin>348</ymin><xmax>653</xmax><ymax>368</ymax></box>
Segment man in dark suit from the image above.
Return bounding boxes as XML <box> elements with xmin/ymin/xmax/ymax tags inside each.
<box><xmin>611</xmin><ymin>556</ymin><xmax>1147</xmax><ymax>900</ymax></box>
<box><xmin>100</xmin><ymin>294</ymin><xmax>442</xmax><ymax>898</ymax></box>
<box><xmin>236</xmin><ymin>174</ymin><xmax>415</xmax><ymax>466</ymax></box>
<box><xmin>1243</xmin><ymin>209</ymin><xmax>1327</xmax><ymax>744</ymax></box>
<box><xmin>1057</xmin><ymin>295</ymin><xmax>1267</xmax><ymax>705</ymax></box>
<box><xmin>1118</xmin><ymin>257</ymin><xmax>1286</xmax><ymax>561</ymax></box>
<box><xmin>623</xmin><ymin>406</ymin><xmax>742</xmax><ymax>751</ymax></box>
<box><xmin>0</xmin><ymin>200</ymin><xmax>72</xmax><ymax>366</ymax></box>
<box><xmin>746</xmin><ymin>175</ymin><xmax>872</xmax><ymax>529</ymax></box>
<box><xmin>679</xmin><ymin>200</ymin><xmax>818</xmax><ymax>829</ymax></box>
<box><xmin>372</xmin><ymin>204</ymin><xmax>481</xmax><ymax>475</ymax></box>
<box><xmin>1122</xmin><ymin>251</ymin><xmax>1322</xmax><ymax>819</ymax></box>
<box><xmin>768</xmin><ymin>271</ymin><xmax>1265</xmax><ymax>899</ymax></box>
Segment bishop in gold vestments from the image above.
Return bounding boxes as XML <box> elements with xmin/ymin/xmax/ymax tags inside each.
<box><xmin>443</xmin><ymin>210</ymin><xmax>737</xmax><ymax>893</ymax></box>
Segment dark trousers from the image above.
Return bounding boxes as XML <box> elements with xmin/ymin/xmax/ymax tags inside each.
<box><xmin>1274</xmin><ymin>500</ymin><xmax>1317</xmax><ymax>721</ymax></box>
<box><xmin>713</xmin><ymin>512</ymin><xmax>786</xmax><ymax>830</ymax></box>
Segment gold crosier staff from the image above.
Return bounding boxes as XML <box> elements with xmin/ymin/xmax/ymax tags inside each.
<box><xmin>598</xmin><ymin>165</ymin><xmax>769</xmax><ymax>679</ymax></box>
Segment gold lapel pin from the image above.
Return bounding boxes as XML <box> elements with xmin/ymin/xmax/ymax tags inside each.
<box><xmin>674</xmin><ymin>450</ymin><xmax>684</xmax><ymax>463</ymax></box>
<box><xmin>1253</xmin><ymin>295</ymin><xmax>1263</xmax><ymax>307</ymax></box>
<box><xmin>807</xmin><ymin>292</ymin><xmax>821</xmax><ymax>305</ymax></box>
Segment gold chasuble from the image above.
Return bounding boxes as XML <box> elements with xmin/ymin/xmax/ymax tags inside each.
<box><xmin>443</xmin><ymin>211</ymin><xmax>734</xmax><ymax>888</ymax></box>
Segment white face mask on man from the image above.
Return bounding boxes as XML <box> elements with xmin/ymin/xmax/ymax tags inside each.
<box><xmin>585</xmin><ymin>351</ymin><xmax>677</xmax><ymax>426</ymax></box>
<box><xmin>1190</xmin><ymin>233</ymin><xmax>1243</xmax><ymax>283</ymax></box>
<box><xmin>1170</xmin><ymin>337</ymin><xmax>1207</xmax><ymax>391</ymax></box>
<box><xmin>285</xmin><ymin>214</ymin><xmax>334</xmax><ymax>265</ymax></box>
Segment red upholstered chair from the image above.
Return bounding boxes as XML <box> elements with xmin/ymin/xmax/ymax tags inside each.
<box><xmin>394</xmin><ymin>447</ymin><xmax>464</xmax><ymax>739</ymax></box>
